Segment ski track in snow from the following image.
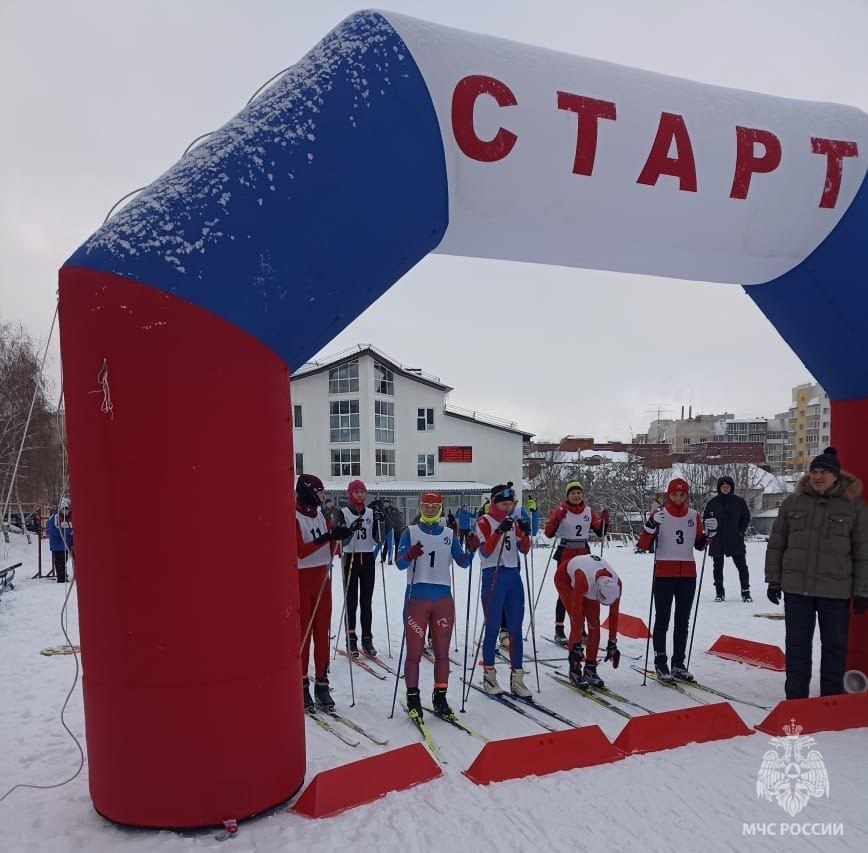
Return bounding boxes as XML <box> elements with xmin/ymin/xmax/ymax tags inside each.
<box><xmin>2</xmin><ymin>538</ymin><xmax>866</xmax><ymax>852</ymax></box>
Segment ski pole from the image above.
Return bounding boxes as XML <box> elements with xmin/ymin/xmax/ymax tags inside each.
<box><xmin>642</xmin><ymin>518</ymin><xmax>658</xmax><ymax>687</ymax></box>
<box><xmin>341</xmin><ymin>553</ymin><xmax>356</xmax><ymax>707</ymax></box>
<box><xmin>389</xmin><ymin>556</ymin><xmax>418</xmax><ymax>719</ymax></box>
<box><xmin>333</xmin><ymin>549</ymin><xmax>356</xmax><ymax>660</ymax></box>
<box><xmin>522</xmin><ymin>550</ymin><xmax>541</xmax><ymax>693</ymax></box>
<box><xmin>462</xmin><ymin>534</ymin><xmax>507</xmax><ymax>706</ymax></box>
<box><xmin>460</xmin><ymin>558</ymin><xmax>474</xmax><ymax>713</ymax></box>
<box><xmin>686</xmin><ymin>541</ymin><xmax>709</xmax><ymax>671</ymax></box>
<box><xmin>525</xmin><ymin>536</ymin><xmax>558</xmax><ymax>640</ymax></box>
<box><xmin>377</xmin><ymin>516</ymin><xmax>392</xmax><ymax>658</ymax></box>
<box><xmin>450</xmin><ymin>560</ymin><xmax>459</xmax><ymax>652</ymax></box>
<box><xmin>598</xmin><ymin>519</ymin><xmax>607</xmax><ymax>557</ymax></box>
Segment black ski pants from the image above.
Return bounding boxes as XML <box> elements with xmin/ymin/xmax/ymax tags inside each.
<box><xmin>52</xmin><ymin>550</ymin><xmax>68</xmax><ymax>583</ymax></box>
<box><xmin>712</xmin><ymin>552</ymin><xmax>750</xmax><ymax>596</ymax></box>
<box><xmin>652</xmin><ymin>576</ymin><xmax>696</xmax><ymax>667</ymax></box>
<box><xmin>343</xmin><ymin>551</ymin><xmax>376</xmax><ymax>637</ymax></box>
<box><xmin>784</xmin><ymin>592</ymin><xmax>850</xmax><ymax>699</ymax></box>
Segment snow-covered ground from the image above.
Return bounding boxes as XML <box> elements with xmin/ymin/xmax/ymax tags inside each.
<box><xmin>2</xmin><ymin>535</ymin><xmax>865</xmax><ymax>852</ymax></box>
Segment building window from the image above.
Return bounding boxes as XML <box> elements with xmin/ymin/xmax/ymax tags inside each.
<box><xmin>328</xmin><ymin>360</ymin><xmax>359</xmax><ymax>394</ymax></box>
<box><xmin>329</xmin><ymin>399</ymin><xmax>360</xmax><ymax>442</ymax></box>
<box><xmin>331</xmin><ymin>448</ymin><xmax>361</xmax><ymax>477</ymax></box>
<box><xmin>376</xmin><ymin>448</ymin><xmax>395</xmax><ymax>477</ymax></box>
<box><xmin>295</xmin><ymin>452</ymin><xmax>304</xmax><ymax>475</ymax></box>
<box><xmin>374</xmin><ymin>362</ymin><xmax>394</xmax><ymax>395</ymax></box>
<box><xmin>417</xmin><ymin>453</ymin><xmax>435</xmax><ymax>478</ymax></box>
<box><xmin>293</xmin><ymin>404</ymin><xmax>303</xmax><ymax>428</ymax></box>
<box><xmin>375</xmin><ymin>400</ymin><xmax>395</xmax><ymax>443</ymax></box>
<box><xmin>417</xmin><ymin>408</ymin><xmax>434</xmax><ymax>431</ymax></box>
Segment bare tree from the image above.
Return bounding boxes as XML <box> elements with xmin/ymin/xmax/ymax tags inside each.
<box><xmin>0</xmin><ymin>323</ymin><xmax>62</xmax><ymax>527</ymax></box>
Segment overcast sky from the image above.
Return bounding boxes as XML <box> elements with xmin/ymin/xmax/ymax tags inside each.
<box><xmin>3</xmin><ymin>0</ymin><xmax>866</xmax><ymax>441</ymax></box>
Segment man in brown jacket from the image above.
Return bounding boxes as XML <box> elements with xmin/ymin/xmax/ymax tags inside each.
<box><xmin>765</xmin><ymin>447</ymin><xmax>868</xmax><ymax>698</ymax></box>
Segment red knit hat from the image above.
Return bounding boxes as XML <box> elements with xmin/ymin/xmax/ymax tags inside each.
<box><xmin>347</xmin><ymin>479</ymin><xmax>366</xmax><ymax>496</ymax></box>
<box><xmin>667</xmin><ymin>478</ymin><xmax>689</xmax><ymax>495</ymax></box>
<box><xmin>420</xmin><ymin>492</ymin><xmax>443</xmax><ymax>505</ymax></box>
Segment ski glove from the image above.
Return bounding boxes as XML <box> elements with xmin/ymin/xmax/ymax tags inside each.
<box><xmin>465</xmin><ymin>533</ymin><xmax>480</xmax><ymax>551</ymax></box>
<box><xmin>704</xmin><ymin>517</ymin><xmax>718</xmax><ymax>536</ymax></box>
<box><xmin>350</xmin><ymin>517</ymin><xmax>365</xmax><ymax>532</ymax></box>
<box><xmin>604</xmin><ymin>640</ymin><xmax>620</xmax><ymax>669</ymax></box>
<box><xmin>406</xmin><ymin>542</ymin><xmax>425</xmax><ymax>561</ymax></box>
<box><xmin>767</xmin><ymin>583</ymin><xmax>782</xmax><ymax>605</ymax></box>
<box><xmin>497</xmin><ymin>518</ymin><xmax>514</xmax><ymax>534</ymax></box>
<box><xmin>854</xmin><ymin>596</ymin><xmax>868</xmax><ymax>615</ymax></box>
<box><xmin>373</xmin><ymin>510</ymin><xmax>385</xmax><ymax>524</ymax></box>
<box><xmin>518</xmin><ymin>519</ymin><xmax>531</xmax><ymax>535</ymax></box>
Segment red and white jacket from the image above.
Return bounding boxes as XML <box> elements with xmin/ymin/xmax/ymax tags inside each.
<box><xmin>477</xmin><ymin>511</ymin><xmax>531</xmax><ymax>569</ymax></box>
<box><xmin>295</xmin><ymin>502</ymin><xmax>336</xmax><ymax>569</ymax></box>
<box><xmin>637</xmin><ymin>501</ymin><xmax>707</xmax><ymax>578</ymax></box>
<box><xmin>544</xmin><ymin>501</ymin><xmax>604</xmax><ymax>544</ymax></box>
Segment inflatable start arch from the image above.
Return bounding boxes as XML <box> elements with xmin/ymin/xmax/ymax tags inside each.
<box><xmin>59</xmin><ymin>11</ymin><xmax>867</xmax><ymax>828</ymax></box>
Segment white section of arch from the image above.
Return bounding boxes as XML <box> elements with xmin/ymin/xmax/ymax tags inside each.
<box><xmin>385</xmin><ymin>12</ymin><xmax>868</xmax><ymax>285</ymax></box>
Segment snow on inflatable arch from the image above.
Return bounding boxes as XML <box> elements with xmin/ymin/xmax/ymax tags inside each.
<box><xmin>59</xmin><ymin>10</ymin><xmax>867</xmax><ymax>828</ymax></box>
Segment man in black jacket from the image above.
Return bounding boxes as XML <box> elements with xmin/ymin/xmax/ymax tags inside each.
<box><xmin>702</xmin><ymin>476</ymin><xmax>752</xmax><ymax>602</ymax></box>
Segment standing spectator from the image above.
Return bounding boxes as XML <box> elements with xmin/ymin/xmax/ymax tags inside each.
<box><xmin>765</xmin><ymin>448</ymin><xmax>868</xmax><ymax>698</ymax></box>
<box><xmin>456</xmin><ymin>504</ymin><xmax>476</xmax><ymax>546</ymax></box>
<box><xmin>322</xmin><ymin>497</ymin><xmax>343</xmax><ymax>528</ymax></box>
<box><xmin>46</xmin><ymin>497</ymin><xmax>73</xmax><ymax>583</ymax></box>
<box><xmin>703</xmin><ymin>476</ymin><xmax>753</xmax><ymax>602</ymax></box>
<box><xmin>525</xmin><ymin>494</ymin><xmax>540</xmax><ymax>540</ymax></box>
<box><xmin>383</xmin><ymin>498</ymin><xmax>405</xmax><ymax>562</ymax></box>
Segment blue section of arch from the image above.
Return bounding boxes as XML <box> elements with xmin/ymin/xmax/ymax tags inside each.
<box><xmin>747</xmin><ymin>175</ymin><xmax>868</xmax><ymax>401</ymax></box>
<box><xmin>65</xmin><ymin>11</ymin><xmax>448</xmax><ymax>371</ymax></box>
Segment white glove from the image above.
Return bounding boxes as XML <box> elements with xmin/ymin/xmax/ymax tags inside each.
<box><xmin>704</xmin><ymin>517</ymin><xmax>718</xmax><ymax>535</ymax></box>
<box><xmin>652</xmin><ymin>508</ymin><xmax>666</xmax><ymax>525</ymax></box>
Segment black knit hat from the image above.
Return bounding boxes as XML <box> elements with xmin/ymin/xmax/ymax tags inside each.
<box><xmin>490</xmin><ymin>481</ymin><xmax>515</xmax><ymax>503</ymax></box>
<box><xmin>809</xmin><ymin>447</ymin><xmax>841</xmax><ymax>476</ymax></box>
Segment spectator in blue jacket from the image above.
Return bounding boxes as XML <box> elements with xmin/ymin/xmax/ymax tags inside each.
<box><xmin>47</xmin><ymin>497</ymin><xmax>73</xmax><ymax>583</ymax></box>
<box><xmin>457</xmin><ymin>505</ymin><xmax>477</xmax><ymax>546</ymax></box>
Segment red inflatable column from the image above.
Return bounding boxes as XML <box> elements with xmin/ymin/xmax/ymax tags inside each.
<box><xmin>59</xmin><ymin>268</ymin><xmax>305</xmax><ymax>828</ymax></box>
<box><xmin>831</xmin><ymin>399</ymin><xmax>868</xmax><ymax>678</ymax></box>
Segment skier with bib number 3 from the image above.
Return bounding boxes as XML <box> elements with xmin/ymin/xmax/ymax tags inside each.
<box><xmin>637</xmin><ymin>478</ymin><xmax>711</xmax><ymax>683</ymax></box>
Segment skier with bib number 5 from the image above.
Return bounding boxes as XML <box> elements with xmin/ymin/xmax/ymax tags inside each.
<box><xmin>637</xmin><ymin>478</ymin><xmax>711</xmax><ymax>683</ymax></box>
<box><xmin>476</xmin><ymin>482</ymin><xmax>533</xmax><ymax>696</ymax></box>
<box><xmin>396</xmin><ymin>491</ymin><xmax>476</xmax><ymax>720</ymax></box>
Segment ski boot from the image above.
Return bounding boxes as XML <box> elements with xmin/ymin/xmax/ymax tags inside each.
<box><xmin>714</xmin><ymin>590</ymin><xmax>725</xmax><ymax>602</ymax></box>
<box><xmin>568</xmin><ymin>645</ymin><xmax>585</xmax><ymax>687</ymax></box>
<box><xmin>553</xmin><ymin>623</ymin><xmax>567</xmax><ymax>646</ymax></box>
<box><xmin>406</xmin><ymin>688</ymin><xmax>423</xmax><ymax>721</ymax></box>
<box><xmin>432</xmin><ymin>686</ymin><xmax>453</xmax><ymax>717</ymax></box>
<box><xmin>314</xmin><ymin>677</ymin><xmax>335</xmax><ymax>711</ymax></box>
<box><xmin>361</xmin><ymin>635</ymin><xmax>377</xmax><ymax>658</ymax></box>
<box><xmin>581</xmin><ymin>662</ymin><xmax>605</xmax><ymax>689</ymax></box>
<box><xmin>654</xmin><ymin>656</ymin><xmax>675</xmax><ymax>684</ymax></box>
<box><xmin>498</xmin><ymin>629</ymin><xmax>510</xmax><ymax>650</ymax></box>
<box><xmin>742</xmin><ymin>589</ymin><xmax>753</xmax><ymax>603</ymax></box>
<box><xmin>302</xmin><ymin>677</ymin><xmax>314</xmax><ymax>712</ymax></box>
<box><xmin>483</xmin><ymin>665</ymin><xmax>505</xmax><ymax>695</ymax></box>
<box><xmin>510</xmin><ymin>668</ymin><xmax>532</xmax><ymax>698</ymax></box>
<box><xmin>347</xmin><ymin>631</ymin><xmax>359</xmax><ymax>658</ymax></box>
<box><xmin>671</xmin><ymin>662</ymin><xmax>695</xmax><ymax>682</ymax></box>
